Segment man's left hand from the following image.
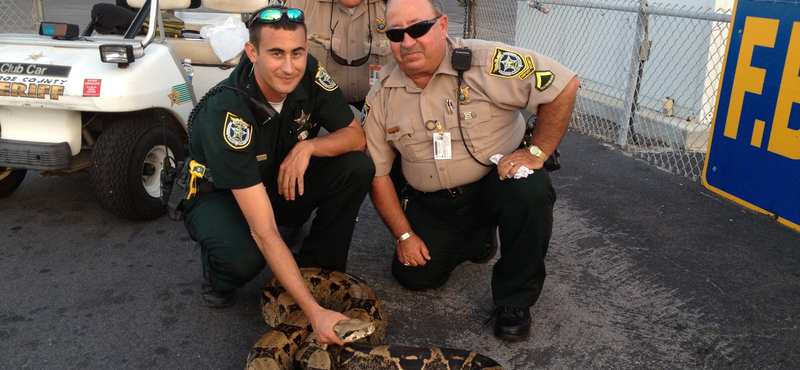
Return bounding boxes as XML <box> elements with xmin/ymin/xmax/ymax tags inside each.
<box><xmin>278</xmin><ymin>141</ymin><xmax>314</xmax><ymax>200</ymax></box>
<box><xmin>497</xmin><ymin>148</ymin><xmax>545</xmax><ymax>180</ymax></box>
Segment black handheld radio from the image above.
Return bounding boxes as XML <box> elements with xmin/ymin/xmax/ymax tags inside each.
<box><xmin>452</xmin><ymin>47</ymin><xmax>472</xmax><ymax>71</ymax></box>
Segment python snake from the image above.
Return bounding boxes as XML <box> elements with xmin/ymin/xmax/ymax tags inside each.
<box><xmin>246</xmin><ymin>268</ymin><xmax>505</xmax><ymax>370</ymax></box>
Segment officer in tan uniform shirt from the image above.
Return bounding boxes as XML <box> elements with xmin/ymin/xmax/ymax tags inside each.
<box><xmin>363</xmin><ymin>0</ymin><xmax>580</xmax><ymax>341</ymax></box>
<box><xmin>290</xmin><ymin>0</ymin><xmax>393</xmax><ymax>108</ymax></box>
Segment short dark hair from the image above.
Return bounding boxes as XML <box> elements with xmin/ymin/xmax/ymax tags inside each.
<box><xmin>248</xmin><ymin>6</ymin><xmax>308</xmax><ymax>47</ymax></box>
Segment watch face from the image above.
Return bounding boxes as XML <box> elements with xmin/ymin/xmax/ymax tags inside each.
<box><xmin>529</xmin><ymin>145</ymin><xmax>546</xmax><ymax>160</ymax></box>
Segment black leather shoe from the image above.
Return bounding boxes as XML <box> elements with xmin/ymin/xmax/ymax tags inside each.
<box><xmin>201</xmin><ymin>283</ymin><xmax>236</xmax><ymax>308</ymax></box>
<box><xmin>494</xmin><ymin>306</ymin><xmax>531</xmax><ymax>341</ymax></box>
<box><xmin>470</xmin><ymin>226</ymin><xmax>499</xmax><ymax>264</ymax></box>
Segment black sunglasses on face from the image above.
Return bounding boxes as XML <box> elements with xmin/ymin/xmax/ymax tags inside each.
<box><xmin>385</xmin><ymin>15</ymin><xmax>441</xmax><ymax>43</ymax></box>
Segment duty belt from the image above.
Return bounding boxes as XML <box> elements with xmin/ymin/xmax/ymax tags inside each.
<box><xmin>415</xmin><ymin>181</ymin><xmax>481</xmax><ymax>197</ymax></box>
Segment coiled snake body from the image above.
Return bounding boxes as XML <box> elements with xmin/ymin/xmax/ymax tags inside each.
<box><xmin>246</xmin><ymin>268</ymin><xmax>505</xmax><ymax>370</ymax></box>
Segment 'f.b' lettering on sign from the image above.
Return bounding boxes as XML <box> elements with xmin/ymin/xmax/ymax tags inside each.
<box><xmin>724</xmin><ymin>17</ymin><xmax>800</xmax><ymax>159</ymax></box>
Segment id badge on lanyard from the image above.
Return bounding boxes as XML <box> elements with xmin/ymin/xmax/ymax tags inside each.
<box><xmin>431</xmin><ymin>120</ymin><xmax>451</xmax><ymax>160</ymax></box>
<box><xmin>369</xmin><ymin>64</ymin><xmax>382</xmax><ymax>89</ymax></box>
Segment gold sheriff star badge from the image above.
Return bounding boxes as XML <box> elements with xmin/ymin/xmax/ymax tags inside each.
<box><xmin>294</xmin><ymin>110</ymin><xmax>311</xmax><ymax>129</ymax></box>
<box><xmin>168</xmin><ymin>89</ymin><xmax>181</xmax><ymax>107</ymax></box>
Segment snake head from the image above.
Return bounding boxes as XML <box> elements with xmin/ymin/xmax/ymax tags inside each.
<box><xmin>333</xmin><ymin>318</ymin><xmax>376</xmax><ymax>343</ymax></box>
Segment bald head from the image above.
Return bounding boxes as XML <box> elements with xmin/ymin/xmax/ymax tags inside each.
<box><xmin>387</xmin><ymin>0</ymin><xmax>444</xmax><ymax>17</ymax></box>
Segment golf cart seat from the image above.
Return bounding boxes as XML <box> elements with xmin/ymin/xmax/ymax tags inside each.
<box><xmin>126</xmin><ymin>0</ymin><xmax>202</xmax><ymax>9</ymax></box>
<box><xmin>159</xmin><ymin>0</ymin><xmax>268</xmax><ymax>66</ymax></box>
<box><xmin>202</xmin><ymin>0</ymin><xmax>269</xmax><ymax>13</ymax></box>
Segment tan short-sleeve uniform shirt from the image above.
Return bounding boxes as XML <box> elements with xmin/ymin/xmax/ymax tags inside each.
<box><xmin>290</xmin><ymin>0</ymin><xmax>393</xmax><ymax>103</ymax></box>
<box><xmin>364</xmin><ymin>37</ymin><xmax>576</xmax><ymax>192</ymax></box>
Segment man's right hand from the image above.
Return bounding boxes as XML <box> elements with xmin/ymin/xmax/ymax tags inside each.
<box><xmin>396</xmin><ymin>233</ymin><xmax>431</xmax><ymax>267</ymax></box>
<box><xmin>308</xmin><ymin>307</ymin><xmax>349</xmax><ymax>346</ymax></box>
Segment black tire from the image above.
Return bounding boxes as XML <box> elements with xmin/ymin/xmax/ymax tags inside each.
<box><xmin>91</xmin><ymin>117</ymin><xmax>185</xmax><ymax>220</ymax></box>
<box><xmin>0</xmin><ymin>168</ymin><xmax>27</xmax><ymax>199</ymax></box>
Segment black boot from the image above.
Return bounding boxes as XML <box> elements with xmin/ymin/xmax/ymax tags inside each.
<box><xmin>201</xmin><ymin>283</ymin><xmax>236</xmax><ymax>308</ymax></box>
<box><xmin>493</xmin><ymin>306</ymin><xmax>531</xmax><ymax>341</ymax></box>
<box><xmin>200</xmin><ymin>258</ymin><xmax>235</xmax><ymax>308</ymax></box>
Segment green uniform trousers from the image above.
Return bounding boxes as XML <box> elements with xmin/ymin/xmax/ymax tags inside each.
<box><xmin>392</xmin><ymin>167</ymin><xmax>555</xmax><ymax>309</ymax></box>
<box><xmin>183</xmin><ymin>152</ymin><xmax>375</xmax><ymax>294</ymax></box>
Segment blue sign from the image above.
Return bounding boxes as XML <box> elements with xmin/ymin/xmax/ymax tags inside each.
<box><xmin>703</xmin><ymin>0</ymin><xmax>800</xmax><ymax>232</ymax></box>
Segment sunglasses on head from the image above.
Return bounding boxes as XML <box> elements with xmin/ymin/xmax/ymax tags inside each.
<box><xmin>247</xmin><ymin>8</ymin><xmax>305</xmax><ymax>28</ymax></box>
<box><xmin>385</xmin><ymin>15</ymin><xmax>441</xmax><ymax>43</ymax></box>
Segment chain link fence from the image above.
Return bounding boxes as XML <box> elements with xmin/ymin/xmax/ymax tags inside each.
<box><xmin>450</xmin><ymin>0</ymin><xmax>732</xmax><ymax>181</ymax></box>
<box><xmin>0</xmin><ymin>0</ymin><xmax>42</xmax><ymax>34</ymax></box>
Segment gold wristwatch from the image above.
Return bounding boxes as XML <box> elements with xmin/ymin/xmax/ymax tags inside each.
<box><xmin>528</xmin><ymin>145</ymin><xmax>549</xmax><ymax>161</ymax></box>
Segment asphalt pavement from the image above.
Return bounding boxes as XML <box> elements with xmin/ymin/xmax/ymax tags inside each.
<box><xmin>2</xmin><ymin>130</ymin><xmax>799</xmax><ymax>370</ymax></box>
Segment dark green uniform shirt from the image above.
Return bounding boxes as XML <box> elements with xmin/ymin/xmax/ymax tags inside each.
<box><xmin>189</xmin><ymin>53</ymin><xmax>354</xmax><ymax>192</ymax></box>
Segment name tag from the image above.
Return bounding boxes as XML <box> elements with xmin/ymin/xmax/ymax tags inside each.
<box><xmin>433</xmin><ymin>132</ymin><xmax>451</xmax><ymax>160</ymax></box>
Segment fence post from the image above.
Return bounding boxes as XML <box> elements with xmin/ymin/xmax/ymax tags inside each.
<box><xmin>463</xmin><ymin>0</ymin><xmax>477</xmax><ymax>39</ymax></box>
<box><xmin>35</xmin><ymin>0</ymin><xmax>44</xmax><ymax>23</ymax></box>
<box><xmin>618</xmin><ymin>0</ymin><xmax>650</xmax><ymax>147</ymax></box>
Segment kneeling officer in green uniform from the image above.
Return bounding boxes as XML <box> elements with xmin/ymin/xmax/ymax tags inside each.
<box><xmin>179</xmin><ymin>6</ymin><xmax>374</xmax><ymax>346</ymax></box>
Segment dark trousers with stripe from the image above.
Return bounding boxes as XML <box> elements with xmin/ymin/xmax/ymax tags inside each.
<box><xmin>183</xmin><ymin>152</ymin><xmax>375</xmax><ymax>294</ymax></box>
<box><xmin>392</xmin><ymin>167</ymin><xmax>555</xmax><ymax>309</ymax></box>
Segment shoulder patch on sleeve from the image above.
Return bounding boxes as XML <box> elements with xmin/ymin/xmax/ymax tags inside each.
<box><xmin>490</xmin><ymin>47</ymin><xmax>535</xmax><ymax>80</ymax></box>
<box><xmin>534</xmin><ymin>70</ymin><xmax>555</xmax><ymax>91</ymax></box>
<box><xmin>223</xmin><ymin>112</ymin><xmax>253</xmax><ymax>149</ymax></box>
<box><xmin>315</xmin><ymin>62</ymin><xmax>338</xmax><ymax>91</ymax></box>
<box><xmin>360</xmin><ymin>100</ymin><xmax>372</xmax><ymax>128</ymax></box>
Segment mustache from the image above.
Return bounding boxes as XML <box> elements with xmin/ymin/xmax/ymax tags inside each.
<box><xmin>400</xmin><ymin>45</ymin><xmax>424</xmax><ymax>56</ymax></box>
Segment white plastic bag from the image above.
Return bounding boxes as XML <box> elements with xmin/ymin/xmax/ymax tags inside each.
<box><xmin>200</xmin><ymin>16</ymin><xmax>249</xmax><ymax>63</ymax></box>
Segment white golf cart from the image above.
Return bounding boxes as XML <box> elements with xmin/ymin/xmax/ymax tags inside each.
<box><xmin>0</xmin><ymin>0</ymin><xmax>265</xmax><ymax>219</ymax></box>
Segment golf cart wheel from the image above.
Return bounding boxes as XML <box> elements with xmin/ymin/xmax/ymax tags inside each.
<box><xmin>0</xmin><ymin>168</ymin><xmax>27</xmax><ymax>199</ymax></box>
<box><xmin>91</xmin><ymin>118</ymin><xmax>184</xmax><ymax>220</ymax></box>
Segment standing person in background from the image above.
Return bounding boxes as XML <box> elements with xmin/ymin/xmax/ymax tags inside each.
<box><xmin>363</xmin><ymin>0</ymin><xmax>580</xmax><ymax>341</ymax></box>
<box><xmin>276</xmin><ymin>0</ymin><xmax>392</xmax><ymax>244</ymax></box>
<box><xmin>289</xmin><ymin>0</ymin><xmax>393</xmax><ymax>110</ymax></box>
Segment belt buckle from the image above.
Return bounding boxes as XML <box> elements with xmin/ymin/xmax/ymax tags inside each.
<box><xmin>446</xmin><ymin>187</ymin><xmax>457</xmax><ymax>197</ymax></box>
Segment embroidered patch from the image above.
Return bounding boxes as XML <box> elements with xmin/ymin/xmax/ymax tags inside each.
<box><xmin>518</xmin><ymin>55</ymin><xmax>536</xmax><ymax>81</ymax></box>
<box><xmin>223</xmin><ymin>112</ymin><xmax>252</xmax><ymax>149</ymax></box>
<box><xmin>360</xmin><ymin>101</ymin><xmax>372</xmax><ymax>128</ymax></box>
<box><xmin>534</xmin><ymin>70</ymin><xmax>555</xmax><ymax>91</ymax></box>
<box><xmin>490</xmin><ymin>48</ymin><xmax>534</xmax><ymax>79</ymax></box>
<box><xmin>315</xmin><ymin>62</ymin><xmax>338</xmax><ymax>91</ymax></box>
<box><xmin>266</xmin><ymin>0</ymin><xmax>286</xmax><ymax>6</ymax></box>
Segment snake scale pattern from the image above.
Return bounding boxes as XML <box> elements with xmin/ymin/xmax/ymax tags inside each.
<box><xmin>246</xmin><ymin>268</ymin><xmax>505</xmax><ymax>370</ymax></box>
